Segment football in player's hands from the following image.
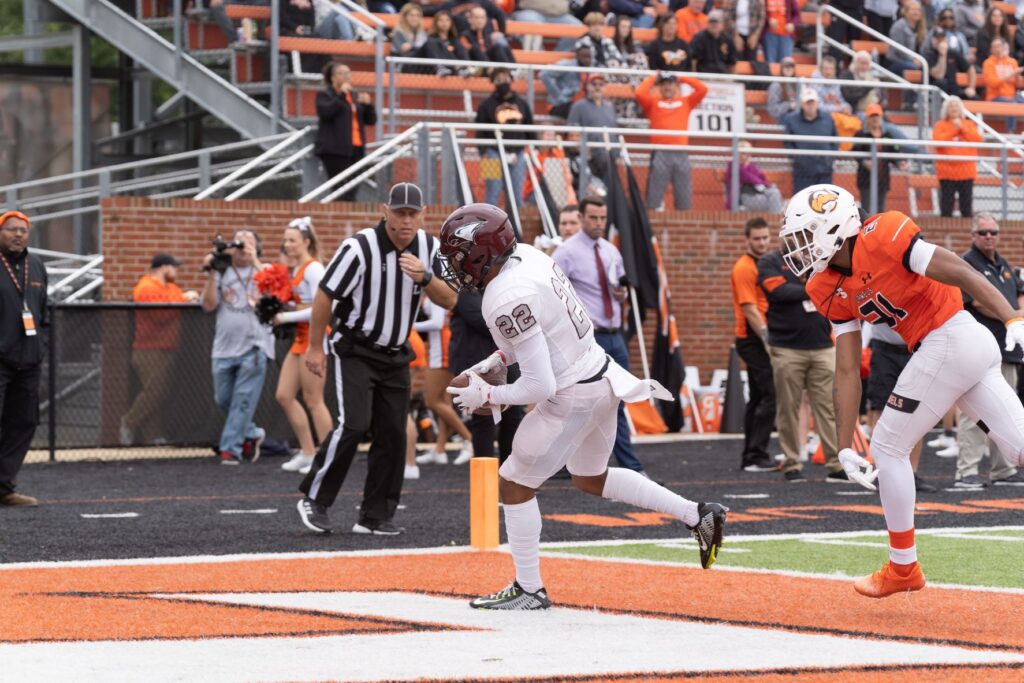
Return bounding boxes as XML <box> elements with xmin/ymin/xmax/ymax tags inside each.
<box><xmin>449</xmin><ymin>366</ymin><xmax>508</xmax><ymax>415</ymax></box>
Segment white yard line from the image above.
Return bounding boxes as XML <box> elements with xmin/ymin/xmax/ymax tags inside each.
<box><xmin>79</xmin><ymin>513</ymin><xmax>139</xmax><ymax>519</ymax></box>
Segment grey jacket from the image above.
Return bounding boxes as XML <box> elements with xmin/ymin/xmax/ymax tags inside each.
<box><xmin>782</xmin><ymin>110</ymin><xmax>838</xmax><ymax>177</ymax></box>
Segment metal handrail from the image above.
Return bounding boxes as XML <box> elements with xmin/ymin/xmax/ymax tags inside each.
<box><xmin>47</xmin><ymin>255</ymin><xmax>104</xmax><ymax>297</ymax></box>
<box><xmin>193</xmin><ymin>126</ymin><xmax>311</xmax><ymax>199</ymax></box>
<box><xmin>322</xmin><ymin>142</ymin><xmax>414</xmax><ymax>202</ymax></box>
<box><xmin>226</xmin><ymin>144</ymin><xmax>315</xmax><ymax>200</ymax></box>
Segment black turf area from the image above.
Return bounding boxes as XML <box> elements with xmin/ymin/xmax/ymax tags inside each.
<box><xmin>2</xmin><ymin>438</ymin><xmax>1022</xmax><ymax>564</ymax></box>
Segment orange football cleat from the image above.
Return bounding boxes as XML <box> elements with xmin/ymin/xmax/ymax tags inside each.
<box><xmin>854</xmin><ymin>562</ymin><xmax>926</xmax><ymax>598</ymax></box>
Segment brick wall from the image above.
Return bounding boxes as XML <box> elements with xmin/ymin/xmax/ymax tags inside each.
<box><xmin>101</xmin><ymin>197</ymin><xmax>1024</xmax><ymax>382</ymax></box>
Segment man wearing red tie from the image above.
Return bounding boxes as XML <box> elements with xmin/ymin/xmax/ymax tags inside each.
<box><xmin>552</xmin><ymin>196</ymin><xmax>648</xmax><ymax>475</ymax></box>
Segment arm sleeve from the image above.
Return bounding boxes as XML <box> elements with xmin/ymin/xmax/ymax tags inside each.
<box><xmin>907</xmin><ymin>237</ymin><xmax>937</xmax><ymax>276</ymax></box>
<box><xmin>276</xmin><ymin>308</ymin><xmax>311</xmax><ymax>323</ymax></box>
<box><xmin>757</xmin><ymin>255</ymin><xmax>809</xmax><ymax>302</ymax></box>
<box><xmin>488</xmin><ymin>331</ymin><xmax>557</xmax><ymax>405</ymax></box>
<box><xmin>315</xmin><ymin>89</ymin><xmax>343</xmax><ymax>119</ymax></box>
<box><xmin>635</xmin><ymin>73</ymin><xmax>657</xmax><ymax>112</ymax></box>
<box><xmin>301</xmin><ymin>261</ymin><xmax>326</xmax><ymax>303</ymax></box>
<box><xmin>832</xmin><ymin>319</ymin><xmax>862</xmax><ymax>337</ymax></box>
<box><xmin>682</xmin><ymin>75</ymin><xmax>709</xmax><ymax>107</ymax></box>
<box><xmin>414</xmin><ymin>299</ymin><xmax>447</xmax><ymax>333</ymax></box>
<box><xmin>731</xmin><ymin>261</ymin><xmax>759</xmax><ymax>306</ymax></box>
<box><xmin>319</xmin><ymin>241</ymin><xmax>362</xmax><ymax>299</ymax></box>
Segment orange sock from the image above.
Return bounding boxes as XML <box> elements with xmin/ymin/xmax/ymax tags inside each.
<box><xmin>888</xmin><ymin>528</ymin><xmax>917</xmax><ymax>571</ymax></box>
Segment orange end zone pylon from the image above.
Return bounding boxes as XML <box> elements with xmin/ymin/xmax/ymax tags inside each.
<box><xmin>812</xmin><ymin>424</ymin><xmax>873</xmax><ymax>464</ymax></box>
<box><xmin>470</xmin><ymin>457</ymin><xmax>500</xmax><ymax>550</ymax></box>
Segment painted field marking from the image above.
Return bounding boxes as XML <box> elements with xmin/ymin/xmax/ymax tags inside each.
<box><xmin>928</xmin><ymin>532</ymin><xmax>1024</xmax><ymax>542</ymax></box>
<box><xmin>79</xmin><ymin>513</ymin><xmax>139</xmax><ymax>519</ymax></box>
<box><xmin>724</xmin><ymin>493</ymin><xmax>770</xmax><ymax>499</ymax></box>
<box><xmin>943</xmin><ymin>487</ymin><xmax>985</xmax><ymax>493</ymax></box>
<box><xmin>799</xmin><ymin>539</ymin><xmax>890</xmax><ymax>548</ymax></box>
<box><xmin>835</xmin><ymin>490</ymin><xmax>876</xmax><ymax>496</ymax></box>
<box><xmin>219</xmin><ymin>509</ymin><xmax>278</xmax><ymax>515</ymax></box>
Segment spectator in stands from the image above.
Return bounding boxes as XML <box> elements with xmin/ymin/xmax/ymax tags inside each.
<box><xmin>927</xmin><ymin>10</ymin><xmax>972</xmax><ymax>62</ymax></box>
<box><xmin>767</xmin><ymin>56</ymin><xmax>800</xmax><ymax>120</ymax></box>
<box><xmin>782</xmin><ymin>88</ymin><xmax>838</xmax><ymax>191</ymax></box>
<box><xmin>730</xmin><ymin>217</ymin><xmax>775</xmax><ymax>473</ymax></box>
<box><xmin>975</xmin><ymin>5</ymin><xmax>1013</xmax><ymax>66</ymax></box>
<box><xmin>725</xmin><ymin>141</ymin><xmax>784</xmax><ymax>212</ymax></box>
<box><xmin>392</xmin><ymin>3</ymin><xmax>429</xmax><ymax>61</ymax></box>
<box><xmin>825</xmin><ymin>0</ymin><xmax>863</xmax><ymax>62</ymax></box>
<box><xmin>840</xmin><ymin>50</ymin><xmax>881</xmax><ymax>114</ymax></box>
<box><xmin>982</xmin><ymin>37</ymin><xmax>1024</xmax><ymax>133</ymax></box>
<box><xmin>274</xmin><ymin>218</ymin><xmax>332</xmax><ymax>475</ymax></box>
<box><xmin>207</xmin><ymin>0</ymin><xmax>270</xmax><ymax>45</ymax></box>
<box><xmin>757</xmin><ymin>246</ymin><xmax>845</xmax><ymax>484</ymax></box>
<box><xmin>475</xmin><ymin>67</ymin><xmax>535</xmax><ymax>206</ymax></box>
<box><xmin>864</xmin><ymin>0</ymin><xmax>899</xmax><ymax>37</ymax></box>
<box><xmin>417</xmin><ymin>0</ymin><xmax>508</xmax><ymax>34</ymax></box>
<box><xmin>576</xmin><ymin>12</ymin><xmax>625</xmax><ymax>67</ymax></box>
<box><xmin>646</xmin><ymin>13</ymin><xmax>690</xmax><ymax>71</ymax></box>
<box><xmin>723</xmin><ymin>0</ymin><xmax>765</xmax><ymax>62</ymax></box>
<box><xmin>552</xmin><ymin>196</ymin><xmax>650</xmax><ymax>477</ymax></box>
<box><xmin>927</xmin><ymin>27</ymin><xmax>977</xmax><ymax>99</ymax></box>
<box><xmin>280</xmin><ymin>0</ymin><xmax>357</xmax><ymax>41</ymax></box>
<box><xmin>932</xmin><ymin>95</ymin><xmax>981</xmax><ymax>217</ymax></box>
<box><xmin>568</xmin><ymin>73</ymin><xmax>619</xmax><ymax>179</ymax></box>
<box><xmin>611</xmin><ymin>14</ymin><xmax>650</xmax><ymax>119</ymax></box>
<box><xmin>512</xmin><ymin>0</ymin><xmax>583</xmax><ymax>51</ymax></box>
<box><xmin>423</xmin><ymin>10</ymin><xmax>473</xmax><ymax>76</ymax></box>
<box><xmin>314</xmin><ymin>61</ymin><xmax>377</xmax><ymax>199</ymax></box>
<box><xmin>954</xmin><ymin>0</ymin><xmax>985</xmax><ymax>45</ymax></box>
<box><xmin>0</xmin><ymin>211</ymin><xmax>46</xmax><ymax>507</ymax></box>
<box><xmin>688</xmin><ymin>10</ymin><xmax>736</xmax><ymax>73</ymax></box>
<box><xmin>761</xmin><ymin>0</ymin><xmax>798</xmax><ymax>64</ymax></box>
<box><xmin>121</xmin><ymin>254</ymin><xmax>199</xmax><ymax>447</ymax></box>
<box><xmin>852</xmin><ymin>103</ymin><xmax>909</xmax><ymax>212</ymax></box>
<box><xmin>812</xmin><ymin>55</ymin><xmax>854</xmax><ymax>114</ymax></box>
<box><xmin>540</xmin><ymin>45</ymin><xmax>594</xmax><ymax>119</ymax></box>
<box><xmin>954</xmin><ymin>213</ymin><xmax>1024</xmax><ymax>488</ymax></box>
<box><xmin>887</xmin><ymin>1</ymin><xmax>926</xmax><ymax>85</ymax></box>
<box><xmin>635</xmin><ymin>71</ymin><xmax>708</xmax><ymax>210</ymax></box>
<box><xmin>200</xmin><ymin>230</ymin><xmax>274</xmax><ymax>465</ymax></box>
<box><xmin>610</xmin><ymin>0</ymin><xmax>659</xmax><ymax>29</ymax></box>
<box><xmin>674</xmin><ymin>0</ymin><xmax>708</xmax><ymax>43</ymax></box>
<box><xmin>460</xmin><ymin>4</ymin><xmax>516</xmax><ymax>65</ymax></box>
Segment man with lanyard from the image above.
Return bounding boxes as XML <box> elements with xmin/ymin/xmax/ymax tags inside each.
<box><xmin>0</xmin><ymin>211</ymin><xmax>48</xmax><ymax>507</ymax></box>
<box><xmin>552</xmin><ymin>196</ymin><xmax>648</xmax><ymax>476</ymax></box>
<box><xmin>299</xmin><ymin>183</ymin><xmax>456</xmax><ymax>535</ymax></box>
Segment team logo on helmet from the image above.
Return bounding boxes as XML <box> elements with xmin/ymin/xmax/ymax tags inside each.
<box><xmin>808</xmin><ymin>190</ymin><xmax>840</xmax><ymax>215</ymax></box>
<box><xmin>452</xmin><ymin>221</ymin><xmax>485</xmax><ymax>243</ymax></box>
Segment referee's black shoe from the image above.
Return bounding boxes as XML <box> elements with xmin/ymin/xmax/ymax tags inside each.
<box><xmin>298</xmin><ymin>497</ymin><xmax>332</xmax><ymax>534</ymax></box>
<box><xmin>352</xmin><ymin>518</ymin><xmax>403</xmax><ymax>535</ymax></box>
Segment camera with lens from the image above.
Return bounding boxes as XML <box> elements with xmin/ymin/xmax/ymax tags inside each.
<box><xmin>203</xmin><ymin>234</ymin><xmax>245</xmax><ymax>273</ymax></box>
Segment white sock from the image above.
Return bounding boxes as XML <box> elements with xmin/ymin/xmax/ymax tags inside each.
<box><xmin>601</xmin><ymin>467</ymin><xmax>699</xmax><ymax>527</ymax></box>
<box><xmin>502</xmin><ymin>498</ymin><xmax>543</xmax><ymax>593</ymax></box>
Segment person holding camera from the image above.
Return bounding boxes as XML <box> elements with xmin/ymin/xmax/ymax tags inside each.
<box><xmin>551</xmin><ymin>196</ymin><xmax>648</xmax><ymax>476</ymax></box>
<box><xmin>200</xmin><ymin>229</ymin><xmax>275</xmax><ymax>464</ymax></box>
<box><xmin>297</xmin><ymin>183</ymin><xmax>456</xmax><ymax>536</ymax></box>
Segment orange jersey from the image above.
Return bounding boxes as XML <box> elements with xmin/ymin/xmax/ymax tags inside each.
<box><xmin>730</xmin><ymin>253</ymin><xmax>768</xmax><ymax>339</ymax></box>
<box><xmin>983</xmin><ymin>55</ymin><xmax>1020</xmax><ymax>101</ymax></box>
<box><xmin>805</xmin><ymin>211</ymin><xmax>963</xmax><ymax>351</ymax></box>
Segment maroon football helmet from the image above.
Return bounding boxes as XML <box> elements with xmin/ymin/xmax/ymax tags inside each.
<box><xmin>438</xmin><ymin>203</ymin><xmax>517</xmax><ymax>291</ymax></box>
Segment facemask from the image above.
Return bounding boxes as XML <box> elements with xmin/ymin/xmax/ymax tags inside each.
<box><xmin>495</xmin><ymin>82</ymin><xmax>511</xmax><ymax>97</ymax></box>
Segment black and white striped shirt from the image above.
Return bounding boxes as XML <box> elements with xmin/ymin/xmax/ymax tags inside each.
<box><xmin>320</xmin><ymin>220</ymin><xmax>439</xmax><ymax>349</ymax></box>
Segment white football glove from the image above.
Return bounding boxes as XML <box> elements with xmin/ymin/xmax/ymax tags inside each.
<box><xmin>446</xmin><ymin>371</ymin><xmax>493</xmax><ymax>417</ymax></box>
<box><xmin>1005</xmin><ymin>317</ymin><xmax>1024</xmax><ymax>353</ymax></box>
<box><xmin>838</xmin><ymin>447</ymin><xmax>879</xmax><ymax>491</ymax></box>
<box><xmin>467</xmin><ymin>351</ymin><xmax>507</xmax><ymax>377</ymax></box>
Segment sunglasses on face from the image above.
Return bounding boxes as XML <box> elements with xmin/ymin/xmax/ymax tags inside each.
<box><xmin>974</xmin><ymin>230</ymin><xmax>999</xmax><ymax>236</ymax></box>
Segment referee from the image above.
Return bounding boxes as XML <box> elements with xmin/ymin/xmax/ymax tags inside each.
<box><xmin>298</xmin><ymin>183</ymin><xmax>456</xmax><ymax>535</ymax></box>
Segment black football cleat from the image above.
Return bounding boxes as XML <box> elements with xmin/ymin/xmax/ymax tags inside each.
<box><xmin>470</xmin><ymin>581</ymin><xmax>551</xmax><ymax>610</ymax></box>
<box><xmin>689</xmin><ymin>502</ymin><xmax>727</xmax><ymax>569</ymax></box>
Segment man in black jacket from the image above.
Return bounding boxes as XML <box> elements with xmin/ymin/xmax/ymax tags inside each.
<box><xmin>688</xmin><ymin>10</ymin><xmax>736</xmax><ymax>74</ymax></box>
<box><xmin>314</xmin><ymin>61</ymin><xmax>378</xmax><ymax>201</ymax></box>
<box><xmin>448</xmin><ymin>290</ymin><xmax>524</xmax><ymax>464</ymax></box>
<box><xmin>757</xmin><ymin>248</ymin><xmax>846</xmax><ymax>484</ymax></box>
<box><xmin>0</xmin><ymin>211</ymin><xmax>48</xmax><ymax>507</ymax></box>
<box><xmin>475</xmin><ymin>68</ymin><xmax>535</xmax><ymax>207</ymax></box>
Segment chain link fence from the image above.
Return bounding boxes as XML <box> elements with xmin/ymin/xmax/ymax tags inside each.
<box><xmin>29</xmin><ymin>303</ymin><xmax>338</xmax><ymax>461</ymax></box>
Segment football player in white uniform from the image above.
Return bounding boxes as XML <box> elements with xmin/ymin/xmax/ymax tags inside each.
<box><xmin>441</xmin><ymin>203</ymin><xmax>728</xmax><ymax>610</ymax></box>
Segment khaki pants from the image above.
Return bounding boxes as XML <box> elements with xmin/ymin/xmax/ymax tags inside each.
<box><xmin>957</xmin><ymin>362</ymin><xmax>1020</xmax><ymax>481</ymax></box>
<box><xmin>124</xmin><ymin>349</ymin><xmax>175</xmax><ymax>442</ymax></box>
<box><xmin>768</xmin><ymin>345</ymin><xmax>840</xmax><ymax>473</ymax></box>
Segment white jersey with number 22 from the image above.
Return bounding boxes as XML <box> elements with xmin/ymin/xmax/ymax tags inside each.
<box><xmin>482</xmin><ymin>244</ymin><xmax>607</xmax><ymax>391</ymax></box>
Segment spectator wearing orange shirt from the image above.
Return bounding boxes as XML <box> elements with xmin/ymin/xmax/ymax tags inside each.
<box><xmin>932</xmin><ymin>96</ymin><xmax>983</xmax><ymax>217</ymax></box>
<box><xmin>314</xmin><ymin>61</ymin><xmax>377</xmax><ymax>201</ymax></box>
<box><xmin>762</xmin><ymin>0</ymin><xmax>798</xmax><ymax>64</ymax></box>
<box><xmin>982</xmin><ymin>37</ymin><xmax>1024</xmax><ymax>133</ymax></box>
<box><xmin>730</xmin><ymin>218</ymin><xmax>776</xmax><ymax>473</ymax></box>
<box><xmin>121</xmin><ymin>254</ymin><xmax>198</xmax><ymax>446</ymax></box>
<box><xmin>635</xmin><ymin>71</ymin><xmax>709</xmax><ymax>210</ymax></box>
<box><xmin>675</xmin><ymin>0</ymin><xmax>708</xmax><ymax>43</ymax></box>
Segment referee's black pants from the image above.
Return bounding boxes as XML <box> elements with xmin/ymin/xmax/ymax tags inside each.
<box><xmin>0</xmin><ymin>360</ymin><xmax>42</xmax><ymax>496</ymax></box>
<box><xmin>735</xmin><ymin>336</ymin><xmax>775</xmax><ymax>468</ymax></box>
<box><xmin>300</xmin><ymin>344</ymin><xmax>409</xmax><ymax>523</ymax></box>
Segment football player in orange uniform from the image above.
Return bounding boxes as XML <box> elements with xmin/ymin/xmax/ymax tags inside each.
<box><xmin>780</xmin><ymin>184</ymin><xmax>1024</xmax><ymax>598</ymax></box>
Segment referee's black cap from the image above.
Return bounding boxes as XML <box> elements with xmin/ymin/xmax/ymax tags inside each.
<box><xmin>387</xmin><ymin>182</ymin><xmax>424</xmax><ymax>211</ymax></box>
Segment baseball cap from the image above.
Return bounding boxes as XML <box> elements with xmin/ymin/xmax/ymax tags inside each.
<box><xmin>707</xmin><ymin>9</ymin><xmax>724</xmax><ymax>22</ymax></box>
<box><xmin>932</xmin><ymin>27</ymin><xmax>946</xmax><ymax>38</ymax></box>
<box><xmin>800</xmin><ymin>88</ymin><xmax>819</xmax><ymax>103</ymax></box>
<box><xmin>865</xmin><ymin>103</ymin><xmax>883</xmax><ymax>117</ymax></box>
<box><xmin>656</xmin><ymin>71</ymin><xmax>679</xmax><ymax>84</ymax></box>
<box><xmin>387</xmin><ymin>182</ymin><xmax>424</xmax><ymax>211</ymax></box>
<box><xmin>151</xmin><ymin>253</ymin><xmax>182</xmax><ymax>268</ymax></box>
<box><xmin>588</xmin><ymin>72</ymin><xmax>607</xmax><ymax>84</ymax></box>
